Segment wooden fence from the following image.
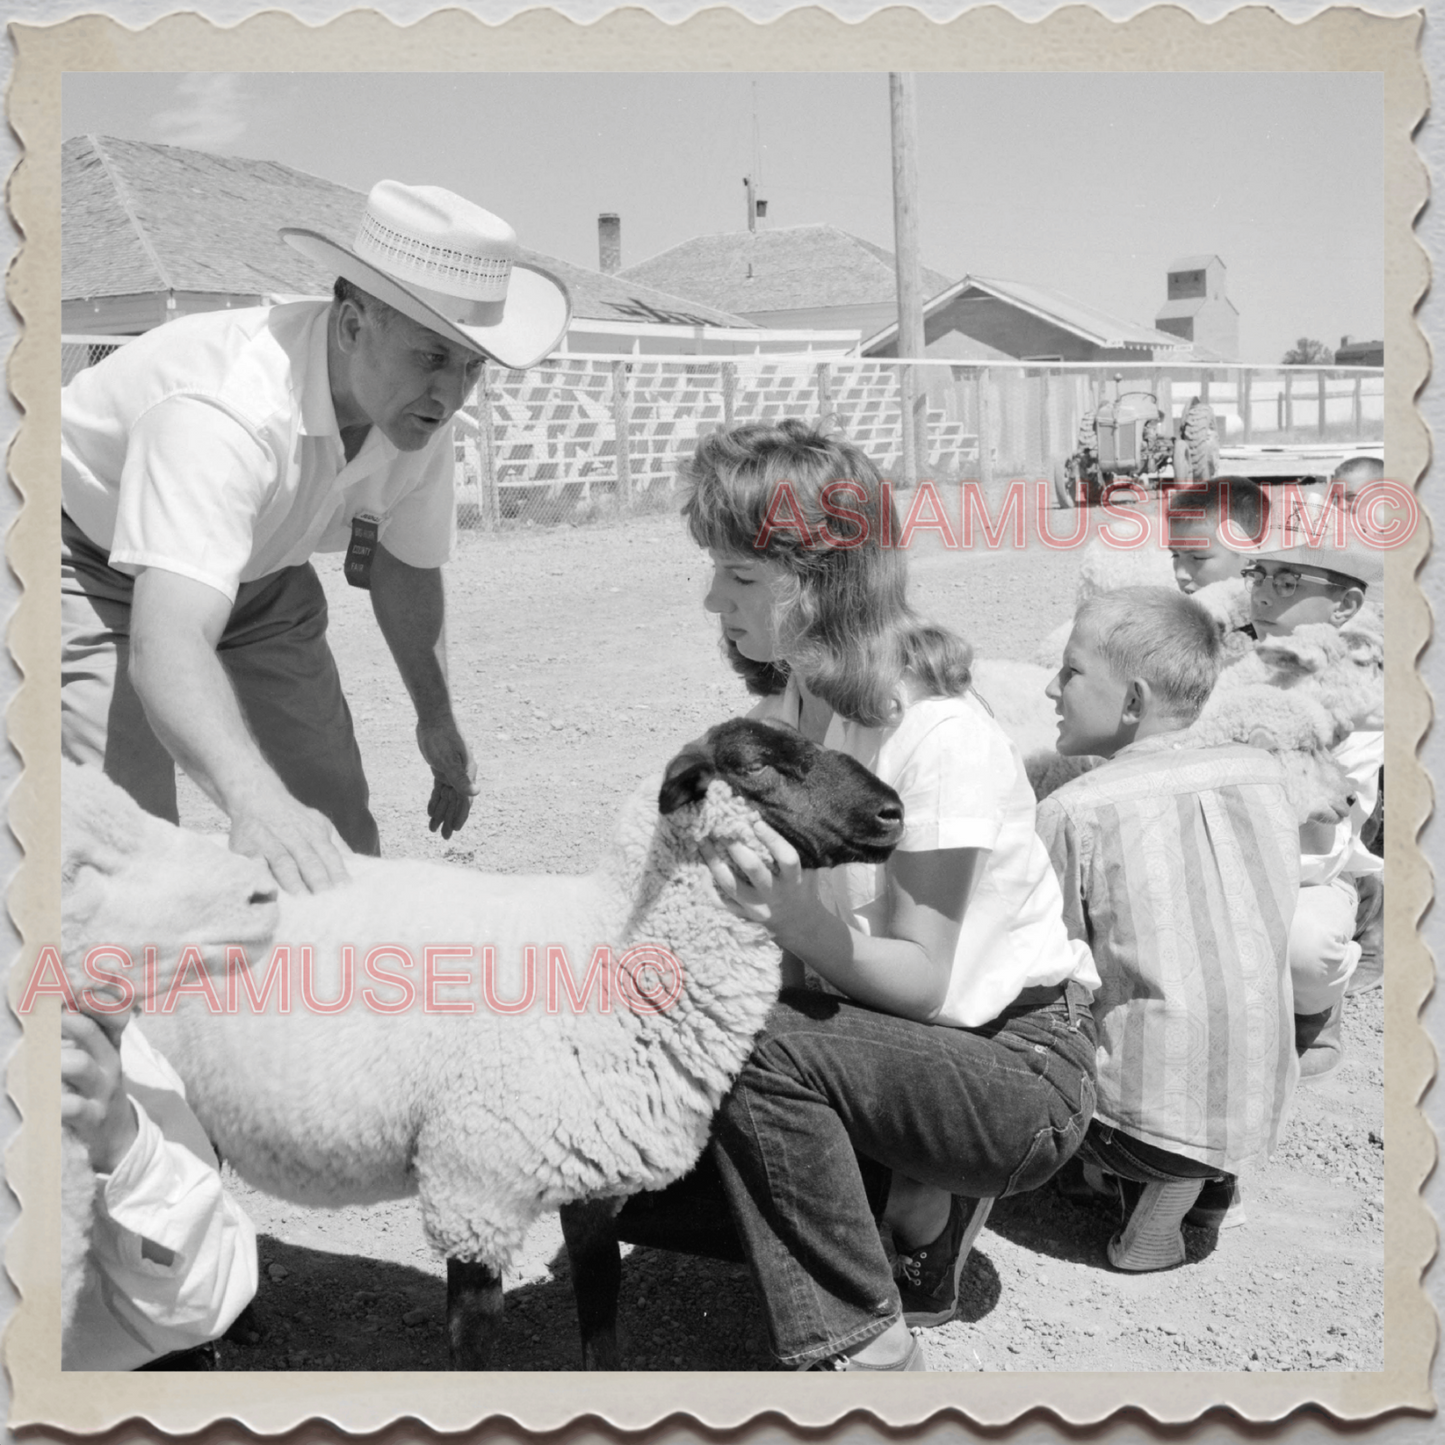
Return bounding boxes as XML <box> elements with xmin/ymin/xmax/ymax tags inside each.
<box><xmin>59</xmin><ymin>338</ymin><xmax>1385</xmax><ymax>529</ymax></box>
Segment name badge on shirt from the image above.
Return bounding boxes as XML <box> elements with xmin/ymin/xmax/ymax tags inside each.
<box><xmin>345</xmin><ymin>512</ymin><xmax>380</xmax><ymax>590</ymax></box>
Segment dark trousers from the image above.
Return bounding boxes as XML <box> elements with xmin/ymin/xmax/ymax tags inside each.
<box><xmin>1074</xmin><ymin>1120</ymin><xmax>1229</xmax><ymax>1186</ymax></box>
<box><xmin>61</xmin><ymin>513</ymin><xmax>380</xmax><ymax>855</ymax></box>
<box><xmin>711</xmin><ymin>980</ymin><xmax>1097</xmax><ymax>1367</ymax></box>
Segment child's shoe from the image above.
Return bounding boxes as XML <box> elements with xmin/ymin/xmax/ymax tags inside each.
<box><xmin>893</xmin><ymin>1195</ymin><xmax>994</xmax><ymax>1327</ymax></box>
<box><xmin>807</xmin><ymin>1333</ymin><xmax>928</xmax><ymax>1371</ymax></box>
<box><xmin>1184</xmin><ymin>1176</ymin><xmax>1248</xmax><ymax>1231</ymax></box>
<box><xmin>1106</xmin><ymin>1179</ymin><xmax>1204</xmax><ymax>1272</ymax></box>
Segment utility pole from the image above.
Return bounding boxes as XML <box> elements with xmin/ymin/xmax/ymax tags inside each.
<box><xmin>744</xmin><ymin>175</ymin><xmax>757</xmax><ymax>232</ymax></box>
<box><xmin>890</xmin><ymin>72</ymin><xmax>927</xmax><ymax>489</ymax></box>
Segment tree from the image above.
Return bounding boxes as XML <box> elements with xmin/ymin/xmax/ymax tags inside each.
<box><xmin>1283</xmin><ymin>337</ymin><xmax>1334</xmax><ymax>365</ymax></box>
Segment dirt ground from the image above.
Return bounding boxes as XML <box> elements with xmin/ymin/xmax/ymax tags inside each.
<box><xmin>173</xmin><ymin>502</ymin><xmax>1385</xmax><ymax>1374</ymax></box>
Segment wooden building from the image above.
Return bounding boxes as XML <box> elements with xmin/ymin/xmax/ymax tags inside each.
<box><xmin>861</xmin><ymin>274</ymin><xmax>1187</xmax><ymax>363</ymax></box>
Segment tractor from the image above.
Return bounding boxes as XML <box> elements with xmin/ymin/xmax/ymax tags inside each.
<box><xmin>1053</xmin><ymin>374</ymin><xmax>1220</xmax><ymax>508</ymax></box>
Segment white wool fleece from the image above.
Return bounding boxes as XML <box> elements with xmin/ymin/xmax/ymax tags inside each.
<box><xmin>143</xmin><ymin>779</ymin><xmax>785</xmax><ymax>1270</ymax></box>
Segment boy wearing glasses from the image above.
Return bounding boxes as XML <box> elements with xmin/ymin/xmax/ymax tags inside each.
<box><xmin>1242</xmin><ymin>499</ymin><xmax>1384</xmax><ymax>1081</ymax></box>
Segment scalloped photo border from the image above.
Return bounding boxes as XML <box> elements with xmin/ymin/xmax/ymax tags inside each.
<box><xmin>4</xmin><ymin>3</ymin><xmax>1432</xmax><ymax>1434</ymax></box>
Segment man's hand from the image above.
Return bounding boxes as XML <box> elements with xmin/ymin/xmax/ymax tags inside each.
<box><xmin>370</xmin><ymin>549</ymin><xmax>476</xmax><ymax>839</ymax></box>
<box><xmin>131</xmin><ymin>566</ymin><xmax>350</xmax><ymax>894</ymax></box>
<box><xmin>62</xmin><ymin>1011</ymin><xmax>138</xmax><ymax>1174</ymax></box>
<box><xmin>229</xmin><ymin>788</ymin><xmax>351</xmax><ymax>894</ymax></box>
<box><xmin>417</xmin><ymin>718</ymin><xmax>478</xmax><ymax>838</ymax></box>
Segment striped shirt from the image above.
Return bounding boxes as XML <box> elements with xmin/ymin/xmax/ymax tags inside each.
<box><xmin>1035</xmin><ymin>737</ymin><xmax>1300</xmax><ymax>1172</ymax></box>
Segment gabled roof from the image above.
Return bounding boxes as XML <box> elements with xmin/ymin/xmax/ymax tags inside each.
<box><xmin>862</xmin><ymin>274</ymin><xmax>1188</xmax><ymax>354</ymax></box>
<box><xmin>1167</xmin><ymin>254</ymin><xmax>1224</xmax><ymax>272</ymax></box>
<box><xmin>619</xmin><ymin>224</ymin><xmax>955</xmax><ymax>314</ymax></box>
<box><xmin>62</xmin><ymin>134</ymin><xmax>757</xmax><ymax>329</ymax></box>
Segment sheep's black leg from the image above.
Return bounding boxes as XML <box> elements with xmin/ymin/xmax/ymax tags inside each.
<box><xmin>560</xmin><ymin>1198</ymin><xmax>625</xmax><ymax>1370</ymax></box>
<box><xmin>446</xmin><ymin>1258</ymin><xmax>503</xmax><ymax>1370</ymax></box>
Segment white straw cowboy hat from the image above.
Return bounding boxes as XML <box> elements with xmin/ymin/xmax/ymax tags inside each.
<box><xmin>282</xmin><ymin>180</ymin><xmax>570</xmax><ymax>370</ymax></box>
<box><xmin>1257</xmin><ymin>492</ymin><xmax>1384</xmax><ymax>591</ymax></box>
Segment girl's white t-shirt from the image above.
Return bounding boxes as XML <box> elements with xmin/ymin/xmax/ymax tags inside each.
<box><xmin>752</xmin><ymin>677</ymin><xmax>1099</xmax><ymax>1028</ymax></box>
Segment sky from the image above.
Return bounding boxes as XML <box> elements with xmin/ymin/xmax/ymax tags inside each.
<box><xmin>62</xmin><ymin>70</ymin><xmax>1383</xmax><ymax>363</ymax></box>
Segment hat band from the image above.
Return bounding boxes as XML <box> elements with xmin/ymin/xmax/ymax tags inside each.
<box><xmin>404</xmin><ymin>279</ymin><xmax>507</xmax><ymax>328</ymax></box>
<box><xmin>354</xmin><ymin>211</ymin><xmax>512</xmax><ymax>304</ymax></box>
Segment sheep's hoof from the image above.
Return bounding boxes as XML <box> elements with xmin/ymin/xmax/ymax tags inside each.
<box><xmin>446</xmin><ymin>1258</ymin><xmax>502</xmax><ymax>1370</ymax></box>
<box><xmin>582</xmin><ymin>1332</ymin><xmax>622</xmax><ymax>1371</ymax></box>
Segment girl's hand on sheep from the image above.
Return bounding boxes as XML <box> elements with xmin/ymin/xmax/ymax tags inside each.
<box><xmin>701</xmin><ymin>822</ymin><xmax>827</xmax><ymax>942</ymax></box>
<box><xmin>417</xmin><ymin>719</ymin><xmax>479</xmax><ymax>838</ymax></box>
<box><xmin>61</xmin><ymin>1010</ymin><xmax>139</xmax><ymax>1174</ymax></box>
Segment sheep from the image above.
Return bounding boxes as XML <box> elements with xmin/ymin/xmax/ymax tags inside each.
<box><xmin>63</xmin><ymin>720</ymin><xmax>904</xmax><ymax>1369</ymax></box>
<box><xmin>57</xmin><ymin>765</ymin><xmax>280</xmax><ymax>1343</ymax></box>
<box><xmin>1178</xmin><ymin>616</ymin><xmax>1383</xmax><ymax>824</ymax></box>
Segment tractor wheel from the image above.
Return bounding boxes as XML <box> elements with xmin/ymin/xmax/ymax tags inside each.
<box><xmin>1181</xmin><ymin>400</ymin><xmax>1220</xmax><ymax>481</ymax></box>
<box><xmin>1053</xmin><ymin>455</ymin><xmax>1077</xmax><ymax>509</ymax></box>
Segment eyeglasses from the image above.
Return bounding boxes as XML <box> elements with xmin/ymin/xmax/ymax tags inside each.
<box><xmin>1239</xmin><ymin>564</ymin><xmax>1339</xmax><ymax>598</ymax></box>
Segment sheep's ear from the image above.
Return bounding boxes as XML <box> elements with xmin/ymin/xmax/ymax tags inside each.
<box><xmin>659</xmin><ymin>756</ymin><xmax>713</xmax><ymax>814</ymax></box>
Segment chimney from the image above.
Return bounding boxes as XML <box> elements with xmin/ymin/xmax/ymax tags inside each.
<box><xmin>1340</xmin><ymin>333</ymin><xmax>1353</xmax><ymax>348</ymax></box>
<box><xmin>598</xmin><ymin>213</ymin><xmax>621</xmax><ymax>275</ymax></box>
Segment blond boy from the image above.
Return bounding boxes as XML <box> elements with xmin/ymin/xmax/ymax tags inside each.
<box><xmin>1039</xmin><ymin>588</ymin><xmax>1299</xmax><ymax>1271</ymax></box>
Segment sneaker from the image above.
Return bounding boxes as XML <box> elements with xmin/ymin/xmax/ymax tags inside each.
<box><xmin>808</xmin><ymin>1332</ymin><xmax>928</xmax><ymax>1371</ymax></box>
<box><xmin>1183</xmin><ymin>1177</ymin><xmax>1247</xmax><ymax>1231</ymax></box>
<box><xmin>893</xmin><ymin>1195</ymin><xmax>994</xmax><ymax>1328</ymax></box>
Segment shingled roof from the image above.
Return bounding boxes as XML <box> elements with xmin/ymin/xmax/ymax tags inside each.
<box><xmin>619</xmin><ymin>225</ymin><xmax>955</xmax><ymax>314</ymax></box>
<box><xmin>63</xmin><ymin>134</ymin><xmax>367</xmax><ymax>299</ymax></box>
<box><xmin>62</xmin><ymin>134</ymin><xmax>757</xmax><ymax>329</ymax></box>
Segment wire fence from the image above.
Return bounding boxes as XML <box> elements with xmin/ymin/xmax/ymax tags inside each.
<box><xmin>61</xmin><ymin>337</ymin><xmax>1386</xmax><ymax>531</ymax></box>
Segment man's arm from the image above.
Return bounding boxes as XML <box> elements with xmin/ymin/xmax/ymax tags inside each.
<box><xmin>369</xmin><ymin>543</ymin><xmax>478</xmax><ymax>838</ymax></box>
<box><xmin>129</xmin><ymin>567</ymin><xmax>350</xmax><ymax>893</ymax></box>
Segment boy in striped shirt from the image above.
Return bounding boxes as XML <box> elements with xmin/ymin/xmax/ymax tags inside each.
<box><xmin>1038</xmin><ymin>587</ymin><xmax>1301</xmax><ymax>1272</ymax></box>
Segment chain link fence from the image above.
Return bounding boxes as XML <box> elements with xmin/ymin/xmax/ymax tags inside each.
<box><xmin>61</xmin><ymin>337</ymin><xmax>1385</xmax><ymax>531</ymax></box>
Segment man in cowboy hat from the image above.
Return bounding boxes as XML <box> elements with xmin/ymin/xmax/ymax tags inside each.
<box><xmin>61</xmin><ymin>181</ymin><xmax>570</xmax><ymax>893</ymax></box>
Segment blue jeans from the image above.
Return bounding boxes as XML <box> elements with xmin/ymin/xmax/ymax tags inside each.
<box><xmin>1074</xmin><ymin>1121</ymin><xmax>1229</xmax><ymax>1186</ymax></box>
<box><xmin>711</xmin><ymin>980</ymin><xmax>1097</xmax><ymax>1367</ymax></box>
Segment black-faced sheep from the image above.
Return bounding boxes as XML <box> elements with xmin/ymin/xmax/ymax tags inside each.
<box><xmin>63</xmin><ymin>720</ymin><xmax>903</xmax><ymax>1369</ymax></box>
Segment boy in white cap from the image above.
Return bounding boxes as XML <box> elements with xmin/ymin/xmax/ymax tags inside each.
<box><xmin>61</xmin><ymin>182</ymin><xmax>569</xmax><ymax>892</ymax></box>
<box><xmin>1243</xmin><ymin>494</ymin><xmax>1384</xmax><ymax>1079</ymax></box>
